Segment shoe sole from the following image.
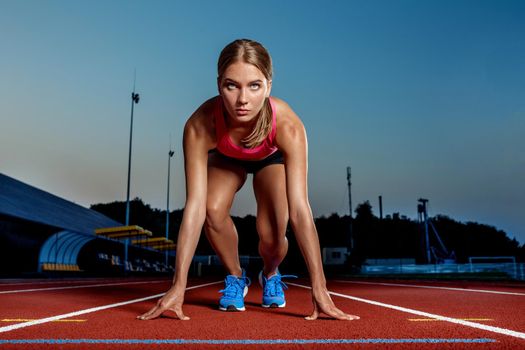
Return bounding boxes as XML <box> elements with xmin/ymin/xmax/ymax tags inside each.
<box><xmin>261</xmin><ymin>301</ymin><xmax>286</xmax><ymax>308</ymax></box>
<box><xmin>219</xmin><ymin>305</ymin><xmax>246</xmax><ymax>312</ymax></box>
<box><xmin>218</xmin><ymin>285</ymin><xmax>248</xmax><ymax>312</ymax></box>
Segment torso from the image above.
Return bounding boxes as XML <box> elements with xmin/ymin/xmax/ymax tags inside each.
<box><xmin>184</xmin><ymin>95</ymin><xmax>298</xmax><ymax>164</ymax></box>
<box><xmin>213</xmin><ymin>96</ymin><xmax>278</xmax><ymax>161</ymax></box>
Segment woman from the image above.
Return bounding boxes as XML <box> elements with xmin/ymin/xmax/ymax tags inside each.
<box><xmin>138</xmin><ymin>39</ymin><xmax>359</xmax><ymax>321</ymax></box>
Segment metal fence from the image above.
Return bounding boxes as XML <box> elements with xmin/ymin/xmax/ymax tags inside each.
<box><xmin>361</xmin><ymin>262</ymin><xmax>525</xmax><ymax>280</ymax></box>
<box><xmin>192</xmin><ymin>255</ymin><xmax>263</xmax><ymax>276</ymax></box>
<box><xmin>191</xmin><ymin>254</ymin><xmax>525</xmax><ymax>281</ymax></box>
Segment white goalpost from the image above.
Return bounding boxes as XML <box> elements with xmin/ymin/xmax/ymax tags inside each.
<box><xmin>468</xmin><ymin>256</ymin><xmax>518</xmax><ymax>279</ymax></box>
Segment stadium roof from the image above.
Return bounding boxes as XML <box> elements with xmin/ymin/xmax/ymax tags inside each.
<box><xmin>0</xmin><ymin>173</ymin><xmax>121</xmax><ymax>234</ymax></box>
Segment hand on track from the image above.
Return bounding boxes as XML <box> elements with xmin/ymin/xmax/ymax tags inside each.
<box><xmin>305</xmin><ymin>288</ymin><xmax>359</xmax><ymax>321</ymax></box>
<box><xmin>137</xmin><ymin>286</ymin><xmax>189</xmax><ymax>321</ymax></box>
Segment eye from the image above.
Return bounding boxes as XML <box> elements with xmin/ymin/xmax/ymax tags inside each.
<box><xmin>250</xmin><ymin>83</ymin><xmax>261</xmax><ymax>90</ymax></box>
<box><xmin>224</xmin><ymin>82</ymin><xmax>237</xmax><ymax>90</ymax></box>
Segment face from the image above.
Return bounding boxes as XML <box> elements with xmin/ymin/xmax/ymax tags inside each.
<box><xmin>218</xmin><ymin>61</ymin><xmax>272</xmax><ymax>125</ymax></box>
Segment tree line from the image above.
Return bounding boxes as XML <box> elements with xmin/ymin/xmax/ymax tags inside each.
<box><xmin>91</xmin><ymin>198</ymin><xmax>524</xmax><ymax>272</ymax></box>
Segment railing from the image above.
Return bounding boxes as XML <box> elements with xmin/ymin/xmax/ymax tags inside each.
<box><xmin>192</xmin><ymin>255</ymin><xmax>263</xmax><ymax>276</ymax></box>
<box><xmin>361</xmin><ymin>263</ymin><xmax>525</xmax><ymax>280</ymax></box>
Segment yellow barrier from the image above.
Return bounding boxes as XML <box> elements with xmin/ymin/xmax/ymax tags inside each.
<box><xmin>95</xmin><ymin>226</ymin><xmax>152</xmax><ymax>239</ymax></box>
<box><xmin>41</xmin><ymin>263</ymin><xmax>81</xmax><ymax>272</ymax></box>
<box><xmin>132</xmin><ymin>237</ymin><xmax>172</xmax><ymax>245</ymax></box>
<box><xmin>151</xmin><ymin>243</ymin><xmax>177</xmax><ymax>250</ymax></box>
<box><xmin>95</xmin><ymin>225</ymin><xmax>143</xmax><ymax>235</ymax></box>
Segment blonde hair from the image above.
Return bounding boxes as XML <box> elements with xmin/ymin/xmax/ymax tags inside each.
<box><xmin>218</xmin><ymin>39</ymin><xmax>273</xmax><ymax>149</ymax></box>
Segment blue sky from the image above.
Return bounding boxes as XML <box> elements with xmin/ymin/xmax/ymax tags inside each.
<box><xmin>1</xmin><ymin>0</ymin><xmax>524</xmax><ymax>244</ymax></box>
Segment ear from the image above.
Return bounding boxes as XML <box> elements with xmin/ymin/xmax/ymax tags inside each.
<box><xmin>217</xmin><ymin>76</ymin><xmax>221</xmax><ymax>95</ymax></box>
<box><xmin>266</xmin><ymin>80</ymin><xmax>272</xmax><ymax>97</ymax></box>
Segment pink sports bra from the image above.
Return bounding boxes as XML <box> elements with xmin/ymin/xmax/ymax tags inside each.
<box><xmin>214</xmin><ymin>96</ymin><xmax>278</xmax><ymax>160</ymax></box>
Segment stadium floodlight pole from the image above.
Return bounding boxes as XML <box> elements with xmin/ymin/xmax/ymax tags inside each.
<box><xmin>124</xmin><ymin>73</ymin><xmax>139</xmax><ymax>275</ymax></box>
<box><xmin>347</xmin><ymin>166</ymin><xmax>353</xmax><ymax>252</ymax></box>
<box><xmin>125</xmin><ymin>72</ymin><xmax>140</xmax><ymax>227</ymax></box>
<box><xmin>166</xmin><ymin>148</ymin><xmax>174</xmax><ymax>240</ymax></box>
<box><xmin>165</xmin><ymin>144</ymin><xmax>174</xmax><ymax>267</ymax></box>
<box><xmin>418</xmin><ymin>198</ymin><xmax>431</xmax><ymax>264</ymax></box>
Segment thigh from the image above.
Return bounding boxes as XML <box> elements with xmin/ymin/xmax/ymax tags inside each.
<box><xmin>253</xmin><ymin>164</ymin><xmax>289</xmax><ymax>235</ymax></box>
<box><xmin>207</xmin><ymin>152</ymin><xmax>247</xmax><ymax>213</ymax></box>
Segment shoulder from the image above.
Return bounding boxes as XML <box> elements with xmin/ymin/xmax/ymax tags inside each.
<box><xmin>183</xmin><ymin>96</ymin><xmax>218</xmax><ymax>148</ymax></box>
<box><xmin>184</xmin><ymin>96</ymin><xmax>218</xmax><ymax>136</ymax></box>
<box><xmin>271</xmin><ymin>97</ymin><xmax>307</xmax><ymax>151</ymax></box>
<box><xmin>272</xmin><ymin>97</ymin><xmax>306</xmax><ymax>138</ymax></box>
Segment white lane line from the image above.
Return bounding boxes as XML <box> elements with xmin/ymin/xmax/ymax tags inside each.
<box><xmin>0</xmin><ymin>281</ymin><xmax>222</xmax><ymax>333</ymax></box>
<box><xmin>408</xmin><ymin>318</ymin><xmax>494</xmax><ymax>322</ymax></box>
<box><xmin>0</xmin><ymin>277</ymin><xmax>129</xmax><ymax>287</ymax></box>
<box><xmin>333</xmin><ymin>280</ymin><xmax>525</xmax><ymax>296</ymax></box>
<box><xmin>1</xmin><ymin>319</ymin><xmax>87</xmax><ymax>323</ymax></box>
<box><xmin>0</xmin><ymin>278</ymin><xmax>133</xmax><ymax>287</ymax></box>
<box><xmin>0</xmin><ymin>280</ymin><xmax>170</xmax><ymax>294</ymax></box>
<box><xmin>289</xmin><ymin>282</ymin><xmax>525</xmax><ymax>340</ymax></box>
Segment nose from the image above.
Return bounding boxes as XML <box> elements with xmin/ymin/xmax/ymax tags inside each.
<box><xmin>237</xmin><ymin>88</ymin><xmax>248</xmax><ymax>105</ymax></box>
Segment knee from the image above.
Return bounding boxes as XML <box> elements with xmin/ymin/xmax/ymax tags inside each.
<box><xmin>205</xmin><ymin>203</ymin><xmax>229</xmax><ymax>232</ymax></box>
<box><xmin>259</xmin><ymin>235</ymin><xmax>288</xmax><ymax>257</ymax></box>
<box><xmin>257</xmin><ymin>220</ymin><xmax>288</xmax><ymax>250</ymax></box>
<box><xmin>259</xmin><ymin>235</ymin><xmax>286</xmax><ymax>252</ymax></box>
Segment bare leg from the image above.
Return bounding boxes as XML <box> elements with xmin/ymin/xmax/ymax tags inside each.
<box><xmin>204</xmin><ymin>153</ymin><xmax>247</xmax><ymax>277</ymax></box>
<box><xmin>253</xmin><ymin>164</ymin><xmax>289</xmax><ymax>277</ymax></box>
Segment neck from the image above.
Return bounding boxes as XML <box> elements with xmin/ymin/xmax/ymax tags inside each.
<box><xmin>224</xmin><ymin>111</ymin><xmax>258</xmax><ymax>131</ymax></box>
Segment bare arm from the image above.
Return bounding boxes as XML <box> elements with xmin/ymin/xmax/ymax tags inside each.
<box><xmin>170</xmin><ymin>120</ymin><xmax>209</xmax><ymax>288</ymax></box>
<box><xmin>275</xmin><ymin>99</ymin><xmax>359</xmax><ymax>321</ymax></box>
<box><xmin>138</xmin><ymin>103</ymin><xmax>214</xmax><ymax>320</ymax></box>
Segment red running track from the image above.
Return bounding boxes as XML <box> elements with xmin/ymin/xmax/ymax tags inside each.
<box><xmin>0</xmin><ymin>277</ymin><xmax>524</xmax><ymax>349</ymax></box>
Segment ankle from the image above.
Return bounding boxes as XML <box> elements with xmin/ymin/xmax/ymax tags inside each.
<box><xmin>228</xmin><ymin>267</ymin><xmax>243</xmax><ymax>277</ymax></box>
<box><xmin>263</xmin><ymin>268</ymin><xmax>279</xmax><ymax>279</ymax></box>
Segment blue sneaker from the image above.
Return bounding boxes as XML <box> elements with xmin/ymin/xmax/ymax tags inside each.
<box><xmin>258</xmin><ymin>270</ymin><xmax>297</xmax><ymax>308</ymax></box>
<box><xmin>219</xmin><ymin>270</ymin><xmax>251</xmax><ymax>311</ymax></box>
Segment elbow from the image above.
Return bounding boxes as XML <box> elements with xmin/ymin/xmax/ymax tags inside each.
<box><xmin>288</xmin><ymin>210</ymin><xmax>301</xmax><ymax>229</ymax></box>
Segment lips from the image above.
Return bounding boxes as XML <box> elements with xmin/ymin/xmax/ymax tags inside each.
<box><xmin>235</xmin><ymin>109</ymin><xmax>250</xmax><ymax>116</ymax></box>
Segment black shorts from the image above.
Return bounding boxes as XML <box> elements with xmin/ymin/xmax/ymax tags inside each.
<box><xmin>208</xmin><ymin>149</ymin><xmax>284</xmax><ymax>174</ymax></box>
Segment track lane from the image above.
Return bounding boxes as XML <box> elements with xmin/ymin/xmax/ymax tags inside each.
<box><xmin>0</xmin><ymin>280</ymin><xmax>512</xmax><ymax>349</ymax></box>
<box><xmin>325</xmin><ymin>279</ymin><xmax>525</xmax><ymax>333</ymax></box>
<box><xmin>307</xmin><ymin>282</ymin><xmax>525</xmax><ymax>338</ymax></box>
<box><xmin>0</xmin><ymin>280</ymin><xmax>221</xmax><ymax>334</ymax></box>
<box><xmin>1</xmin><ymin>278</ymin><xmax>524</xmax><ymax>349</ymax></box>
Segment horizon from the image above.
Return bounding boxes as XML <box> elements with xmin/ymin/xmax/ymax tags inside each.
<box><xmin>1</xmin><ymin>0</ymin><xmax>524</xmax><ymax>244</ymax></box>
<box><xmin>90</xmin><ymin>196</ymin><xmax>522</xmax><ymax>240</ymax></box>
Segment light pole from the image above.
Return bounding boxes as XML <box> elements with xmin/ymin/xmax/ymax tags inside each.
<box><xmin>165</xmin><ymin>148</ymin><xmax>174</xmax><ymax>267</ymax></box>
<box><xmin>347</xmin><ymin>166</ymin><xmax>353</xmax><ymax>252</ymax></box>
<box><xmin>124</xmin><ymin>79</ymin><xmax>139</xmax><ymax>275</ymax></box>
<box><xmin>418</xmin><ymin>198</ymin><xmax>431</xmax><ymax>264</ymax></box>
<box><xmin>125</xmin><ymin>84</ymin><xmax>140</xmax><ymax>226</ymax></box>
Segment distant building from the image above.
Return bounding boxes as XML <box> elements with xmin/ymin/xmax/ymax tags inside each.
<box><xmin>322</xmin><ymin>247</ymin><xmax>348</xmax><ymax>265</ymax></box>
<box><xmin>0</xmin><ymin>173</ymin><xmax>167</xmax><ymax>276</ymax></box>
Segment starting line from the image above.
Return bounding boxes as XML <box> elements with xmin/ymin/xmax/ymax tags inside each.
<box><xmin>0</xmin><ymin>338</ymin><xmax>497</xmax><ymax>345</ymax></box>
